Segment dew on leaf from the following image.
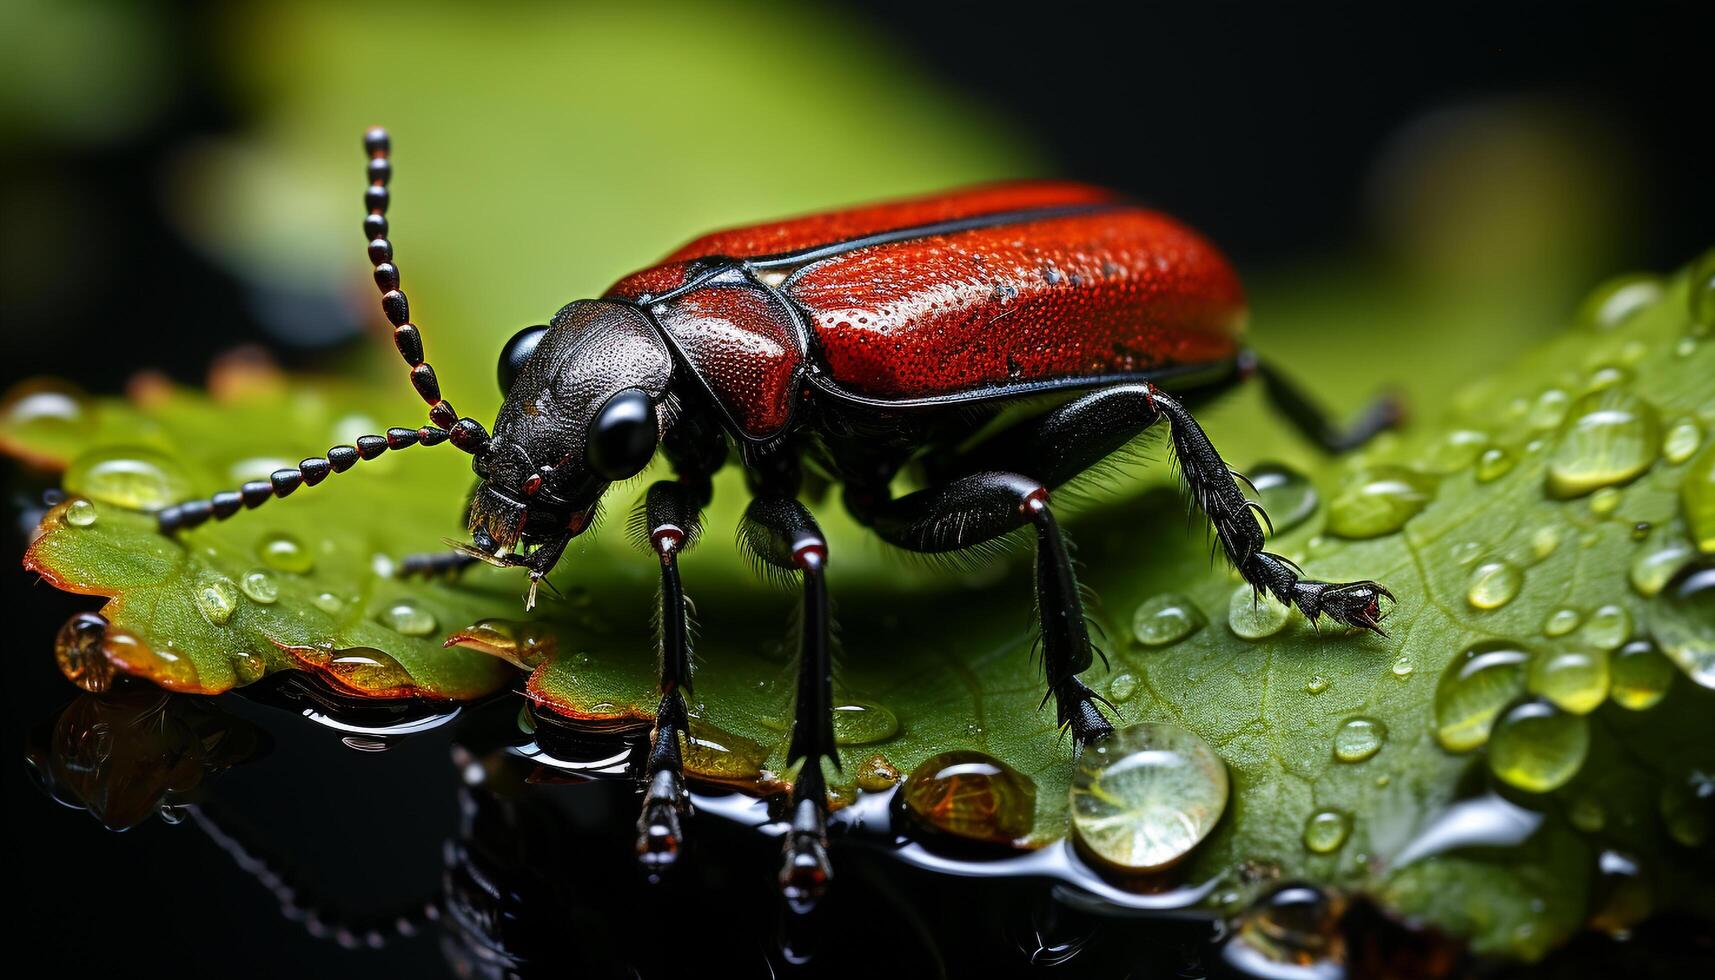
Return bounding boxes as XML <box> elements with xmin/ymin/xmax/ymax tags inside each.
<box><xmin>296</xmin><ymin>645</ymin><xmax>413</xmax><ymax>693</ymax></box>
<box><xmin>1545</xmin><ymin>389</ymin><xmax>1661</xmax><ymax>499</ymax></box>
<box><xmin>1690</xmin><ymin>248</ymin><xmax>1715</xmax><ymax>327</ymax></box>
<box><xmin>1391</xmin><ymin>656</ymin><xmax>1414</xmax><ymax>679</ymax></box>
<box><xmin>1658</xmin><ymin>774</ymin><xmax>1712</xmax><ymax>848</ymax></box>
<box><xmin>853</xmin><ymin>754</ymin><xmax>901</xmax><ymax>792</ymax></box>
<box><xmin>63</xmin><ymin>498</ymin><xmax>97</xmax><ymax>527</ymax></box>
<box><xmin>1663</xmin><ymin>418</ymin><xmax>1702</xmax><ymax>465</ymax></box>
<box><xmin>1466</xmin><ymin>560</ymin><xmax>1524</xmax><ymax>609</ymax></box>
<box><xmin>257</xmin><ymin>532</ymin><xmax>314</xmax><ymax>574</ymax></box>
<box><xmin>1486</xmin><ymin>699</ymin><xmax>1589</xmax><ymax>793</ymax></box>
<box><xmin>1580</xmin><ymin>604</ymin><xmax>1632</xmax><ymax>650</ymax></box>
<box><xmin>1569</xmin><ymin>795</ymin><xmax>1606</xmax><ymax>833</ymax></box>
<box><xmin>1424</xmin><ymin>429</ymin><xmax>1490</xmax><ymax>474</ymax></box>
<box><xmin>1577</xmin><ymin>273</ymin><xmax>1664</xmax><ymax>331</ymax></box>
<box><xmin>1305</xmin><ymin>674</ymin><xmax>1329</xmax><ymax>695</ymax></box>
<box><xmin>1326</xmin><ymin>466</ymin><xmax>1436</xmax><ymax>538</ymax></box>
<box><xmin>1108</xmin><ymin>671</ymin><xmax>1139</xmax><ymax>703</ymax></box>
<box><xmin>446</xmin><ymin>618</ymin><xmax>556</xmax><ymax>670</ymax></box>
<box><xmin>1068</xmin><ymin>722</ymin><xmax>1227</xmax><ymax>871</ymax></box>
<box><xmin>1132</xmin><ymin>592</ymin><xmax>1206</xmax><ymax>647</ymax></box>
<box><xmin>1530</xmin><ymin>525</ymin><xmax>1562</xmax><ymax>561</ymax></box>
<box><xmin>378</xmin><ymin>601</ymin><xmax>438</xmax><ymax>637</ymax></box>
<box><xmin>192</xmin><ymin>573</ymin><xmax>240</xmax><ymax>626</ymax></box>
<box><xmin>230</xmin><ymin>651</ymin><xmax>267</xmax><ymax>684</ymax></box>
<box><xmin>1477</xmin><ymin>447</ymin><xmax>1515</xmax><ymax>482</ymax></box>
<box><xmin>312</xmin><ymin>592</ymin><xmax>345</xmax><ymax>615</ymax></box>
<box><xmin>1647</xmin><ymin>560</ymin><xmax>1715</xmax><ymax>688</ymax></box>
<box><xmin>1529</xmin><ymin>388</ymin><xmax>1572</xmax><ymax>430</ymax></box>
<box><xmin>1246</xmin><ymin>462</ymin><xmax>1319</xmax><ymax>533</ymax></box>
<box><xmin>1543</xmin><ymin>607</ymin><xmax>1582</xmax><ymax>638</ymax></box>
<box><xmin>0</xmin><ymin>379</ymin><xmax>91</xmax><ymax>436</ymax></box>
<box><xmin>1527</xmin><ymin>647</ymin><xmax>1610</xmax><ymax>715</ymax></box>
<box><xmin>1231</xmin><ymin>883</ymin><xmax>1340</xmax><ymax>972</ymax></box>
<box><xmin>903</xmin><ymin>750</ymin><xmax>1035</xmax><ymax>844</ymax></box>
<box><xmin>1435</xmin><ymin>641</ymin><xmax>1528</xmax><ymax>752</ymax></box>
<box><xmin>54</xmin><ymin>612</ymin><xmax>113</xmax><ymax>693</ymax></box>
<box><xmin>1302</xmin><ymin>809</ymin><xmax>1352</xmax><ymax>853</ymax></box>
<box><xmin>681</xmin><ymin>720</ymin><xmax>770</xmax><ymax>784</ymax></box>
<box><xmin>239</xmin><ymin>569</ymin><xmax>279</xmax><ymax>604</ymax></box>
<box><xmin>1683</xmin><ymin>442</ymin><xmax>1715</xmax><ymax>552</ymax></box>
<box><xmin>1450</xmin><ymin>540</ymin><xmax>1483</xmax><ymax>565</ymax></box>
<box><xmin>1333</xmin><ymin>717</ymin><xmax>1386</xmax><ymax>762</ymax></box>
<box><xmin>63</xmin><ymin>446</ymin><xmax>191</xmax><ymax>512</ymax></box>
<box><xmin>1609</xmin><ymin>639</ymin><xmax>1676</xmax><ymax>710</ymax></box>
<box><xmin>1228</xmin><ymin>585</ymin><xmax>1291</xmax><ymax>639</ymax></box>
<box><xmin>832</xmin><ymin>700</ymin><xmax>899</xmax><ymax>745</ymax></box>
<box><xmin>1589</xmin><ymin>487</ymin><xmax>1622</xmax><ymax>516</ymax></box>
<box><xmin>1584</xmin><ymin>366</ymin><xmax>1631</xmax><ymax>392</ymax></box>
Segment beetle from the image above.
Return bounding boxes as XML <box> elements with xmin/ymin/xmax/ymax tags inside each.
<box><xmin>159</xmin><ymin>128</ymin><xmax>1398</xmax><ymax>906</ymax></box>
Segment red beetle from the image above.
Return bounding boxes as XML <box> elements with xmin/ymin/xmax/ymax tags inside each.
<box><xmin>160</xmin><ymin>130</ymin><xmax>1397</xmax><ymax>905</ymax></box>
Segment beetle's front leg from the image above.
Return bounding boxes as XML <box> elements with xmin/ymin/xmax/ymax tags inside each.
<box><xmin>634</xmin><ymin>478</ymin><xmax>708</xmax><ymax>877</ymax></box>
<box><xmin>737</xmin><ymin>496</ymin><xmax>836</xmax><ymax>910</ymax></box>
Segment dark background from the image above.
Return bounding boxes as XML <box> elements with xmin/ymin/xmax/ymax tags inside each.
<box><xmin>4</xmin><ymin>1</ymin><xmax>1711</xmax><ymax>976</ymax></box>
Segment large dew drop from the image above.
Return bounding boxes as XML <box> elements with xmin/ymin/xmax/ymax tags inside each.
<box><xmin>831</xmin><ymin>700</ymin><xmax>899</xmax><ymax>745</ymax></box>
<box><xmin>1326</xmin><ymin>466</ymin><xmax>1435</xmax><ymax>539</ymax></box>
<box><xmin>1302</xmin><ymin>809</ymin><xmax>1352</xmax><ymax>854</ymax></box>
<box><xmin>1527</xmin><ymin>647</ymin><xmax>1610</xmax><ymax>714</ymax></box>
<box><xmin>1630</xmin><ymin>525</ymin><xmax>1694</xmax><ymax>597</ymax></box>
<box><xmin>1648</xmin><ymin>560</ymin><xmax>1715</xmax><ymax>688</ymax></box>
<box><xmin>1609</xmin><ymin>639</ymin><xmax>1676</xmax><ymax>710</ymax></box>
<box><xmin>1068</xmin><ymin>722</ymin><xmax>1228</xmax><ymax>872</ymax></box>
<box><xmin>257</xmin><ymin>533</ymin><xmax>314</xmax><ymax>574</ymax></box>
<box><xmin>1577</xmin><ymin>273</ymin><xmax>1664</xmax><ymax>331</ymax></box>
<box><xmin>63</xmin><ymin>498</ymin><xmax>98</xmax><ymax>527</ymax></box>
<box><xmin>1487</xmin><ymin>699</ymin><xmax>1589</xmax><ymax>793</ymax></box>
<box><xmin>63</xmin><ymin>446</ymin><xmax>193</xmax><ymax>513</ymax></box>
<box><xmin>1228</xmin><ymin>585</ymin><xmax>1291</xmax><ymax>639</ymax></box>
<box><xmin>1246</xmin><ymin>462</ymin><xmax>1320</xmax><ymax>532</ymax></box>
<box><xmin>902</xmin><ymin>751</ymin><xmax>1036</xmax><ymax>844</ymax></box>
<box><xmin>1435</xmin><ymin>640</ymin><xmax>1529</xmax><ymax>752</ymax></box>
<box><xmin>1132</xmin><ymin>592</ymin><xmax>1206</xmax><ymax>646</ymax></box>
<box><xmin>1546</xmin><ymin>390</ymin><xmax>1660</xmax><ymax>499</ymax></box>
<box><xmin>192</xmin><ymin>573</ymin><xmax>240</xmax><ymax>626</ymax></box>
<box><xmin>1466</xmin><ymin>560</ymin><xmax>1524</xmax><ymax>610</ymax></box>
<box><xmin>1684</xmin><ymin>442</ymin><xmax>1715</xmax><ymax>553</ymax></box>
<box><xmin>1333</xmin><ymin>717</ymin><xmax>1386</xmax><ymax>762</ymax></box>
<box><xmin>239</xmin><ymin>570</ymin><xmax>279</xmax><ymax>604</ymax></box>
<box><xmin>378</xmin><ymin>601</ymin><xmax>438</xmax><ymax>637</ymax></box>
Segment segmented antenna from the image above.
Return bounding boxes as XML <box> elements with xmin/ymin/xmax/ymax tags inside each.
<box><xmin>361</xmin><ymin>127</ymin><xmax>489</xmax><ymax>455</ymax></box>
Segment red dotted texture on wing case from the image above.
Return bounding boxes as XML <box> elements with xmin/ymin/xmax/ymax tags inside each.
<box><xmin>651</xmin><ymin>285</ymin><xmax>802</xmax><ymax>437</ymax></box>
<box><xmin>606</xmin><ymin>181</ymin><xmax>1116</xmax><ymax>300</ymax></box>
<box><xmin>787</xmin><ymin>207</ymin><xmax>1246</xmax><ymax>401</ymax></box>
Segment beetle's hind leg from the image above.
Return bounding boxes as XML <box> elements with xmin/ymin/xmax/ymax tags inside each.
<box><xmin>1253</xmin><ymin>358</ymin><xmax>1404</xmax><ymax>453</ymax></box>
<box><xmin>848</xmin><ymin>472</ymin><xmax>1115</xmax><ymax>746</ymax></box>
<box><xmin>737</xmin><ymin>495</ymin><xmax>837</xmax><ymax>909</ymax></box>
<box><xmin>634</xmin><ymin>479</ymin><xmax>708</xmax><ymax>878</ymax></box>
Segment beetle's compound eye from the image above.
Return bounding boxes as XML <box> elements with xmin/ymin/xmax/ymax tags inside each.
<box><xmin>498</xmin><ymin>324</ymin><xmax>550</xmax><ymax>394</ymax></box>
<box><xmin>586</xmin><ymin>388</ymin><xmax>658</xmax><ymax>481</ymax></box>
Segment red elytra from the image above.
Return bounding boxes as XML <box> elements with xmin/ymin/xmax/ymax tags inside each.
<box><xmin>605</xmin><ymin>181</ymin><xmax>1246</xmax><ymax>440</ymax></box>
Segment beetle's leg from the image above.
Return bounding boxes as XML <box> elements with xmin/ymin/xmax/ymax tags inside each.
<box><xmin>737</xmin><ymin>496</ymin><xmax>835</xmax><ymax>910</ymax></box>
<box><xmin>946</xmin><ymin>384</ymin><xmax>1393</xmax><ymax>633</ymax></box>
<box><xmin>633</xmin><ymin>478</ymin><xmax>709</xmax><ymax>878</ymax></box>
<box><xmin>1253</xmin><ymin>359</ymin><xmax>1404</xmax><ymax>454</ymax></box>
<box><xmin>849</xmin><ymin>473</ymin><xmax>1114</xmax><ymax>745</ymax></box>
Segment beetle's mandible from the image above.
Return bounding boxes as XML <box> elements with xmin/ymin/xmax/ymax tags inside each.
<box><xmin>159</xmin><ymin>128</ymin><xmax>1400</xmax><ymax>906</ymax></box>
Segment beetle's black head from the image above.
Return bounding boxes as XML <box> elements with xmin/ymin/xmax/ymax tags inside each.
<box><xmin>469</xmin><ymin>300</ymin><xmax>672</xmax><ymax>557</ymax></box>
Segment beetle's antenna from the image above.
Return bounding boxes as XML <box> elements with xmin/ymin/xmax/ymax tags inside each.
<box><xmin>360</xmin><ymin>127</ymin><xmax>490</xmax><ymax>456</ymax></box>
<box><xmin>157</xmin><ymin>426</ymin><xmax>451</xmax><ymax>532</ymax></box>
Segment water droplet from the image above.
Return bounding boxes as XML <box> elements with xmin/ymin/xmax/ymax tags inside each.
<box><xmin>1577</xmin><ymin>273</ymin><xmax>1663</xmax><ymax>330</ymax></box>
<box><xmin>1528</xmin><ymin>647</ymin><xmax>1610</xmax><ymax>714</ymax></box>
<box><xmin>1580</xmin><ymin>604</ymin><xmax>1632</xmax><ymax>650</ymax></box>
<box><xmin>1132</xmin><ymin>592</ymin><xmax>1206</xmax><ymax>646</ymax></box>
<box><xmin>1585</xmin><ymin>365</ymin><xmax>1632</xmax><ymax>393</ymax></box>
<box><xmin>1450</xmin><ymin>541</ymin><xmax>1483</xmax><ymax>565</ymax></box>
<box><xmin>852</xmin><ymin>754</ymin><xmax>901</xmax><ymax>792</ymax></box>
<box><xmin>1629</xmin><ymin>529</ymin><xmax>1692</xmax><ymax>597</ymax></box>
<box><xmin>0</xmin><ymin>379</ymin><xmax>92</xmax><ymax>436</ymax></box>
<box><xmin>1108</xmin><ymin>672</ymin><xmax>1139</xmax><ymax>702</ymax></box>
<box><xmin>1684</xmin><ymin>442</ymin><xmax>1715</xmax><ymax>552</ymax></box>
<box><xmin>1569</xmin><ymin>795</ymin><xmax>1606</xmax><ymax>833</ymax></box>
<box><xmin>1664</xmin><ymin>419</ymin><xmax>1703</xmax><ymax>464</ymax></box>
<box><xmin>296</xmin><ymin>645</ymin><xmax>414</xmax><ymax>694</ymax></box>
<box><xmin>1333</xmin><ymin>717</ymin><xmax>1386</xmax><ymax>762</ymax></box>
<box><xmin>903</xmin><ymin>750</ymin><xmax>1036</xmax><ymax>844</ymax></box>
<box><xmin>1648</xmin><ymin>560</ymin><xmax>1715</xmax><ymax>688</ymax></box>
<box><xmin>1305</xmin><ymin>674</ymin><xmax>1329</xmax><ymax>695</ymax></box>
<box><xmin>832</xmin><ymin>700</ymin><xmax>899</xmax><ymax>745</ymax></box>
<box><xmin>1302</xmin><ymin>809</ymin><xmax>1352</xmax><ymax>853</ymax></box>
<box><xmin>54</xmin><ymin>612</ymin><xmax>113</xmax><ymax>693</ymax></box>
<box><xmin>680</xmin><ymin>720</ymin><xmax>769</xmax><ymax>784</ymax></box>
<box><xmin>1327</xmin><ymin>466</ymin><xmax>1436</xmax><ymax>538</ymax></box>
<box><xmin>193</xmin><ymin>573</ymin><xmax>239</xmax><ymax>626</ymax></box>
<box><xmin>258</xmin><ymin>533</ymin><xmax>314</xmax><ymax>574</ymax></box>
<box><xmin>1466</xmin><ymin>560</ymin><xmax>1523</xmax><ymax>609</ymax></box>
<box><xmin>1435</xmin><ymin>641</ymin><xmax>1529</xmax><ymax>752</ymax></box>
<box><xmin>1244</xmin><ymin>462</ymin><xmax>1320</xmax><ymax>534</ymax></box>
<box><xmin>1423</xmin><ymin>429</ymin><xmax>1491</xmax><ymax>474</ymax></box>
<box><xmin>1589</xmin><ymin>487</ymin><xmax>1623</xmax><ymax>516</ymax></box>
<box><xmin>63</xmin><ymin>446</ymin><xmax>192</xmax><ymax>512</ymax></box>
<box><xmin>1068</xmin><ymin>722</ymin><xmax>1228</xmax><ymax>871</ymax></box>
<box><xmin>1687</xmin><ymin>248</ymin><xmax>1715</xmax><ymax>327</ymax></box>
<box><xmin>377</xmin><ymin>601</ymin><xmax>437</xmax><ymax>637</ymax></box>
<box><xmin>1486</xmin><ymin>699</ymin><xmax>1589</xmax><ymax>793</ymax></box>
<box><xmin>1231</xmin><ymin>884</ymin><xmax>1341</xmax><ymax>972</ymax></box>
<box><xmin>312</xmin><ymin>592</ymin><xmax>345</xmax><ymax>614</ymax></box>
<box><xmin>1544</xmin><ymin>607</ymin><xmax>1583</xmax><ymax>637</ymax></box>
<box><xmin>230</xmin><ymin>651</ymin><xmax>267</xmax><ymax>684</ymax></box>
<box><xmin>1658</xmin><ymin>773</ymin><xmax>1712</xmax><ymax>847</ymax></box>
<box><xmin>1531</xmin><ymin>525</ymin><xmax>1562</xmax><ymax>561</ymax></box>
<box><xmin>63</xmin><ymin>498</ymin><xmax>98</xmax><ymax>527</ymax></box>
<box><xmin>1227</xmin><ymin>585</ymin><xmax>1291</xmax><ymax>639</ymax></box>
<box><xmin>1476</xmin><ymin>447</ymin><xmax>1515</xmax><ymax>482</ymax></box>
<box><xmin>1546</xmin><ymin>389</ymin><xmax>1661</xmax><ymax>499</ymax></box>
<box><xmin>1529</xmin><ymin>388</ymin><xmax>1571</xmax><ymax>430</ymax></box>
<box><xmin>239</xmin><ymin>569</ymin><xmax>279</xmax><ymax>604</ymax></box>
<box><xmin>1391</xmin><ymin>655</ymin><xmax>1414</xmax><ymax>679</ymax></box>
<box><xmin>1610</xmin><ymin>639</ymin><xmax>1676</xmax><ymax>710</ymax></box>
